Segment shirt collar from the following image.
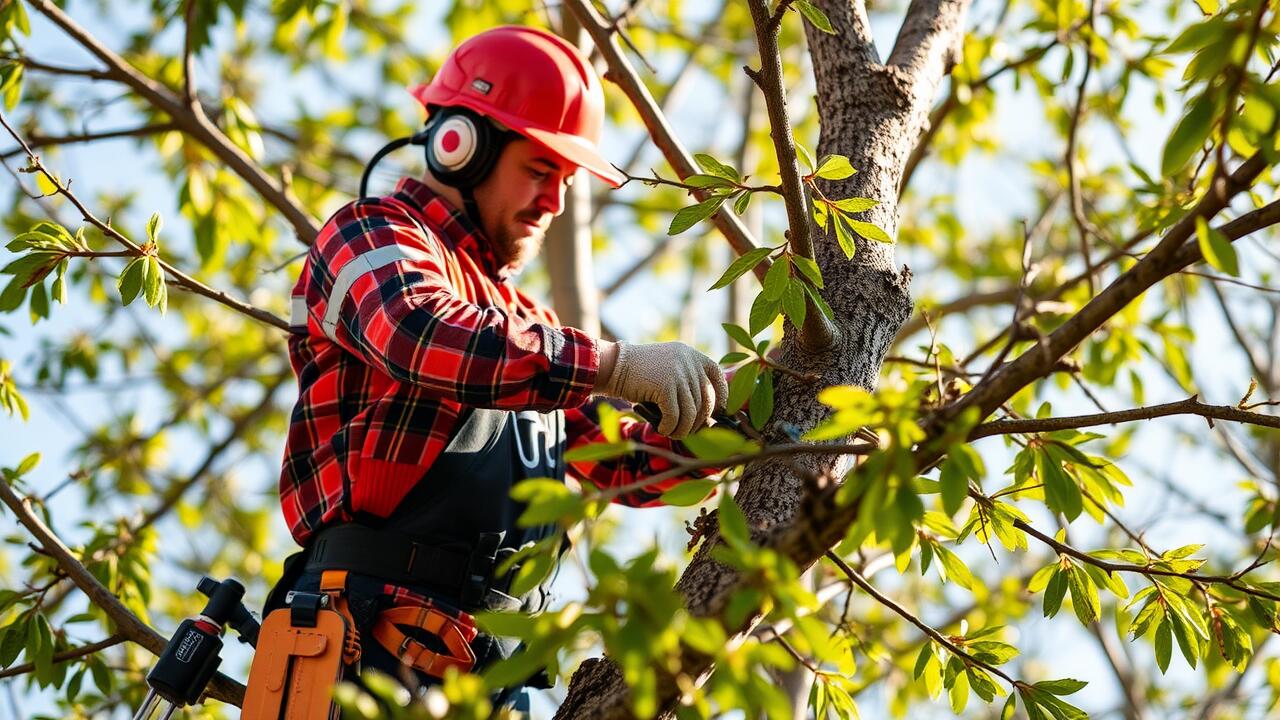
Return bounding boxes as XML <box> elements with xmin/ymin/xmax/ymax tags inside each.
<box><xmin>392</xmin><ymin>177</ymin><xmax>512</xmax><ymax>282</ymax></box>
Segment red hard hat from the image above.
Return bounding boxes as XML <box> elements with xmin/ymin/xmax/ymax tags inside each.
<box><xmin>412</xmin><ymin>26</ymin><xmax>624</xmax><ymax>187</ymax></box>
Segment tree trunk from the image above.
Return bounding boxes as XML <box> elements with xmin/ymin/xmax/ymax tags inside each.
<box><xmin>556</xmin><ymin>2</ymin><xmax>967</xmax><ymax>717</ymax></box>
<box><xmin>547</xmin><ymin>11</ymin><xmax>601</xmax><ymax>336</ymax></box>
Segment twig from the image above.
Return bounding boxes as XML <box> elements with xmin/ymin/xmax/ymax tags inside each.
<box><xmin>563</xmin><ymin>0</ymin><xmax>766</xmax><ymax>274</ymax></box>
<box><xmin>969</xmin><ymin>396</ymin><xmax>1280</xmax><ymax>438</ymax></box>
<box><xmin>825</xmin><ymin>551</ymin><xmax>1015</xmax><ymax>684</ymax></box>
<box><xmin>0</xmin><ymin>481</ymin><xmax>245</xmax><ymax>704</ymax></box>
<box><xmin>182</xmin><ymin>0</ymin><xmax>198</xmax><ymax>106</ymax></box>
<box><xmin>0</xmin><ymin>111</ymin><xmax>290</xmax><ymax>332</ymax></box>
<box><xmin>26</xmin><ymin>0</ymin><xmax>319</xmax><ymax>243</ymax></box>
<box><xmin>1</xmin><ymin>122</ymin><xmax>178</xmax><ymax>160</ymax></box>
<box><xmin>0</xmin><ymin>634</ymin><xmax>126</xmax><ymax>679</ymax></box>
<box><xmin>1063</xmin><ymin>0</ymin><xmax>1101</xmax><ymax>293</ymax></box>
<box><xmin>743</xmin><ymin>0</ymin><xmax>836</xmax><ymax>350</ymax></box>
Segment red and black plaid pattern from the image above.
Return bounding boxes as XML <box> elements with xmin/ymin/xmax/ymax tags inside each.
<box><xmin>281</xmin><ymin>178</ymin><xmax>710</xmax><ymax>544</ymax></box>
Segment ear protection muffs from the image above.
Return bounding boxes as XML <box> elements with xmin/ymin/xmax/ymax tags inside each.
<box><xmin>422</xmin><ymin>106</ymin><xmax>511</xmax><ymax>190</ymax></box>
<box><xmin>357</xmin><ymin>106</ymin><xmax>515</xmax><ymax>230</ymax></box>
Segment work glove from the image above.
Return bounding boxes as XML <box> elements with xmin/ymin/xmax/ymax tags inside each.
<box><xmin>595</xmin><ymin>342</ymin><xmax>727</xmax><ymax>439</ymax></box>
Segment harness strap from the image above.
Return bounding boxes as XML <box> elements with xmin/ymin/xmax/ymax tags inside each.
<box><xmin>372</xmin><ymin>604</ymin><xmax>478</xmax><ymax>679</ymax></box>
<box><xmin>319</xmin><ymin>570</ymin><xmax>362</xmax><ymax>666</ymax></box>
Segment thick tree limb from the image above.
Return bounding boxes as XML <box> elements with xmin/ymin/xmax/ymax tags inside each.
<box><xmin>887</xmin><ymin>0</ymin><xmax>967</xmax><ymax>93</ymax></box>
<box><xmin>0</xmin><ymin>482</ymin><xmax>245</xmax><ymax>705</ymax></box>
<box><xmin>564</xmin><ymin>0</ymin><xmax>766</xmax><ymax>278</ymax></box>
<box><xmin>25</xmin><ymin>0</ymin><xmax>320</xmax><ymax>244</ymax></box>
<box><xmin>953</xmin><ymin>154</ymin><xmax>1273</xmax><ymax>422</ymax></box>
<box><xmin>970</xmin><ymin>396</ymin><xmax>1280</xmax><ymax>439</ymax></box>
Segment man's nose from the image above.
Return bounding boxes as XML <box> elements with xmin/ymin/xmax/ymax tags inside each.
<box><xmin>538</xmin><ymin>176</ymin><xmax>568</xmax><ymax>217</ymax></box>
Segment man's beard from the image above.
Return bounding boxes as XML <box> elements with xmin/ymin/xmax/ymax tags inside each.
<box><xmin>493</xmin><ymin>221</ymin><xmax>545</xmax><ymax>272</ymax></box>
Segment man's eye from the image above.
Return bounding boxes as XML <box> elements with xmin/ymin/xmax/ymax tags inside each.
<box><xmin>530</xmin><ymin>169</ymin><xmax>549</xmax><ymax>181</ymax></box>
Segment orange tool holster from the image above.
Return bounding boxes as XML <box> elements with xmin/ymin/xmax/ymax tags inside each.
<box><xmin>243</xmin><ymin>570</ymin><xmax>481</xmax><ymax>719</ymax></box>
<box><xmin>242</xmin><ymin>571</ymin><xmax>361</xmax><ymax>720</ymax></box>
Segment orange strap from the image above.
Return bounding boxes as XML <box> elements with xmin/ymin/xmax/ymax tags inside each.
<box><xmin>371</xmin><ymin>604</ymin><xmax>478</xmax><ymax>679</ymax></box>
<box><xmin>320</xmin><ymin>570</ymin><xmax>362</xmax><ymax>666</ymax></box>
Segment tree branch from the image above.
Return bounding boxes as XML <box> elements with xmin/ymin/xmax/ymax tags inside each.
<box><xmin>0</xmin><ymin>110</ymin><xmax>290</xmax><ymax>332</ymax></box>
<box><xmin>744</xmin><ymin>0</ymin><xmax>837</xmax><ymax>350</ymax></box>
<box><xmin>0</xmin><ymin>634</ymin><xmax>125</xmax><ymax>679</ymax></box>
<box><xmin>887</xmin><ymin>0</ymin><xmax>968</xmax><ymax>83</ymax></box>
<box><xmin>26</xmin><ymin>0</ymin><xmax>319</xmax><ymax>243</ymax></box>
<box><xmin>825</xmin><ymin>551</ymin><xmax>1015</xmax><ymax>684</ymax></box>
<box><xmin>0</xmin><ymin>122</ymin><xmax>178</xmax><ymax>160</ymax></box>
<box><xmin>564</xmin><ymin>0</ymin><xmax>767</xmax><ymax>277</ymax></box>
<box><xmin>969</xmin><ymin>396</ymin><xmax>1280</xmax><ymax>439</ymax></box>
<box><xmin>0</xmin><ymin>482</ymin><xmax>245</xmax><ymax>705</ymax></box>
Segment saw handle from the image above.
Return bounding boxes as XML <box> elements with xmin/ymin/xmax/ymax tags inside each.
<box><xmin>634</xmin><ymin>401</ymin><xmax>745</xmax><ymax>435</ymax></box>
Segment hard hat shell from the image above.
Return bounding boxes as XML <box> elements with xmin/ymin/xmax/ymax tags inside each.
<box><xmin>412</xmin><ymin>26</ymin><xmax>624</xmax><ymax>187</ymax></box>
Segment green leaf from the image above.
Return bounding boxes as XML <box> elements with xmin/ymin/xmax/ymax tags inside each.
<box><xmin>709</xmin><ymin>247</ymin><xmax>772</xmax><ymax>291</ymax></box>
<box><xmin>1167</xmin><ymin>605</ymin><xmax>1200</xmax><ymax>668</ymax></box>
<box><xmin>723</xmin><ymin>323</ymin><xmax>756</xmax><ymax>349</ymax></box>
<box><xmin>733</xmin><ymin>190</ymin><xmax>751</xmax><ymax>215</ymax></box>
<box><xmin>684</xmin><ymin>173</ymin><xmax>735</xmax><ymax>189</ymax></box>
<box><xmin>833</xmin><ymin>213</ymin><xmax>856</xmax><ymax>259</ymax></box>
<box><xmin>1151</xmin><ymin>616</ymin><xmax>1172</xmax><ymax>673</ymax></box>
<box><xmin>934</xmin><ymin>543</ymin><xmax>977</xmax><ymax>590</ymax></box>
<box><xmin>143</xmin><ymin>256</ymin><xmax>166</xmax><ymax>311</ymax></box>
<box><xmin>508</xmin><ymin>550</ymin><xmax>556</xmax><ymax>600</ymax></box>
<box><xmin>762</xmin><ymin>254</ymin><xmax>791</xmax><ymax>301</ymax></box>
<box><xmin>913</xmin><ymin>644</ymin><xmax>936</xmax><ymax>680</ymax></box>
<box><xmin>795</xmin><ymin>142</ymin><xmax>815</xmax><ymax>173</ymax></box>
<box><xmin>794</xmin><ymin>0</ymin><xmax>836</xmax><ymax>33</ymax></box>
<box><xmin>1194</xmin><ymin>217</ymin><xmax>1239</xmax><ymax>276</ymax></box>
<box><xmin>748</xmin><ymin>292</ymin><xmax>782</xmax><ymax>336</ymax></box>
<box><xmin>15</xmin><ymin>452</ymin><xmax>38</xmax><ymax>476</ymax></box>
<box><xmin>564</xmin><ymin>441</ymin><xmax>635</xmax><ymax>463</ymax></box>
<box><xmin>792</xmin><ymin>255</ymin><xmax>823</xmax><ymax>288</ymax></box>
<box><xmin>682</xmin><ymin>426</ymin><xmax>753</xmax><ymax>461</ymax></box>
<box><xmin>117</xmin><ymin>257</ymin><xmax>146</xmax><ymax>306</ymax></box>
<box><xmin>801</xmin><ymin>280</ymin><xmax>835</xmax><ymax>320</ymax></box>
<box><xmin>1044</xmin><ymin>568</ymin><xmax>1068</xmax><ymax>618</ymax></box>
<box><xmin>781</xmin><ymin>279</ymin><xmax>807</xmax><ymax>328</ymax></box>
<box><xmin>146</xmin><ymin>212</ymin><xmax>162</xmax><ymax>243</ymax></box>
<box><xmin>832</xmin><ymin>197</ymin><xmax>878</xmax><ymax>213</ymax></box>
<box><xmin>694</xmin><ymin>153</ymin><xmax>740</xmax><ymax>181</ymax></box>
<box><xmin>939</xmin><ymin>458</ymin><xmax>969</xmax><ymax>516</ymax></box>
<box><xmin>660</xmin><ymin>479</ymin><xmax>717</xmax><ymax>507</ymax></box>
<box><xmin>749</xmin><ymin>368</ymin><xmax>774</xmax><ymax>428</ymax></box>
<box><xmin>1036</xmin><ymin>450</ymin><xmax>1083</xmax><ymax>521</ymax></box>
<box><xmin>848</xmin><ymin>220</ymin><xmax>893</xmax><ymax>243</ymax></box>
<box><xmin>1066</xmin><ymin>565</ymin><xmax>1100</xmax><ymax>625</ymax></box>
<box><xmin>719</xmin><ymin>351</ymin><xmax>750</xmax><ymax>365</ymax></box>
<box><xmin>727</xmin><ymin>362</ymin><xmax>760</xmax><ymax>414</ymax></box>
<box><xmin>1160</xmin><ymin>93</ymin><xmax>1214</xmax><ymax>177</ymax></box>
<box><xmin>510</xmin><ymin>479</ymin><xmax>583</xmax><ymax>526</ymax></box>
<box><xmin>1034</xmin><ymin>679</ymin><xmax>1087</xmax><ymax>696</ymax></box>
<box><xmin>718</xmin><ymin>493</ymin><xmax>752</xmax><ymax>549</ymax></box>
<box><xmin>669</xmin><ymin>196</ymin><xmax>727</xmax><ymax>235</ymax></box>
<box><xmin>815</xmin><ymin>154</ymin><xmax>856</xmax><ymax>180</ymax></box>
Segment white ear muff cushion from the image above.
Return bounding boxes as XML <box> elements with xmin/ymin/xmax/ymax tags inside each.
<box><xmin>433</xmin><ymin>116</ymin><xmax>478</xmax><ymax>170</ymax></box>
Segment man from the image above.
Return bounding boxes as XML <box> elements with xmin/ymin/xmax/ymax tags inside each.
<box><xmin>271</xmin><ymin>25</ymin><xmax>726</xmax><ymax>711</ymax></box>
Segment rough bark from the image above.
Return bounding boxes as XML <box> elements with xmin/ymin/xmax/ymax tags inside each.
<box><xmin>556</xmin><ymin>1</ymin><xmax>968</xmax><ymax>718</ymax></box>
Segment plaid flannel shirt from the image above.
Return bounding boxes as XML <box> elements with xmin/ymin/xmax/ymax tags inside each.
<box><xmin>280</xmin><ymin>178</ymin><xmax>709</xmax><ymax>545</ymax></box>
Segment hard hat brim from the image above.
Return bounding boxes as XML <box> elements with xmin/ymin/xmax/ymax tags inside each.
<box><xmin>520</xmin><ymin>126</ymin><xmax>625</xmax><ymax>188</ymax></box>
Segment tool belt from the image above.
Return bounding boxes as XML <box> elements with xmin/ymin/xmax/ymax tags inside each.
<box><xmin>244</xmin><ymin>569</ymin><xmax>481</xmax><ymax>719</ymax></box>
<box><xmin>304</xmin><ymin>524</ymin><xmax>530</xmax><ymax>612</ymax></box>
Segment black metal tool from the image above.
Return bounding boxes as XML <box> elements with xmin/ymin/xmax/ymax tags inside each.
<box><xmin>634</xmin><ymin>401</ymin><xmax>746</xmax><ymax>435</ymax></box>
<box><xmin>132</xmin><ymin>577</ymin><xmax>260</xmax><ymax>720</ymax></box>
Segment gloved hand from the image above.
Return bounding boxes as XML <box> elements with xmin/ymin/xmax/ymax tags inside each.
<box><xmin>594</xmin><ymin>341</ymin><xmax>727</xmax><ymax>438</ymax></box>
